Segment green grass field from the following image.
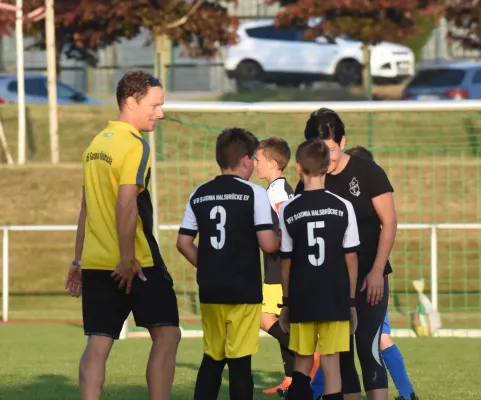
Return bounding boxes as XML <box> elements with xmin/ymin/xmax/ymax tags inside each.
<box><xmin>0</xmin><ymin>104</ymin><xmax>481</xmax><ymax>328</ymax></box>
<box><xmin>0</xmin><ymin>324</ymin><xmax>480</xmax><ymax>399</ymax></box>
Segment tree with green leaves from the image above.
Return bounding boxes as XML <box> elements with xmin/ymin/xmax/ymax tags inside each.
<box><xmin>267</xmin><ymin>0</ymin><xmax>445</xmax><ymax>97</ymax></box>
<box><xmin>445</xmin><ymin>0</ymin><xmax>481</xmax><ymax>52</ymax></box>
<box><xmin>21</xmin><ymin>0</ymin><xmax>238</xmax><ymax>75</ymax></box>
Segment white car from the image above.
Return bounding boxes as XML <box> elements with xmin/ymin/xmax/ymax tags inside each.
<box><xmin>224</xmin><ymin>19</ymin><xmax>415</xmax><ymax>89</ymax></box>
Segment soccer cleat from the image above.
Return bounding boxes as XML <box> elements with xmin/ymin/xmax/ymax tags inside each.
<box><xmin>394</xmin><ymin>394</ymin><xmax>419</xmax><ymax>400</ymax></box>
<box><xmin>263</xmin><ymin>376</ymin><xmax>292</xmax><ymax>395</ymax></box>
<box><xmin>276</xmin><ymin>387</ymin><xmax>288</xmax><ymax>398</ymax></box>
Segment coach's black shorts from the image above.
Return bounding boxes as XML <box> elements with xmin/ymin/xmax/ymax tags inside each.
<box><xmin>81</xmin><ymin>265</ymin><xmax>179</xmax><ymax>339</ymax></box>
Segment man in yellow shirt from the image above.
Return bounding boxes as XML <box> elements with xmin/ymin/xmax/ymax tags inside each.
<box><xmin>65</xmin><ymin>71</ymin><xmax>180</xmax><ymax>400</ymax></box>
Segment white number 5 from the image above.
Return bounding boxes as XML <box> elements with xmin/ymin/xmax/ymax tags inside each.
<box><xmin>307</xmin><ymin>221</ymin><xmax>325</xmax><ymax>266</ymax></box>
<box><xmin>210</xmin><ymin>205</ymin><xmax>226</xmax><ymax>250</ymax></box>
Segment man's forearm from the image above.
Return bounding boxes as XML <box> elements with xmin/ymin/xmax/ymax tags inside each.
<box><xmin>345</xmin><ymin>253</ymin><xmax>358</xmax><ymax>299</ymax></box>
<box><xmin>372</xmin><ymin>222</ymin><xmax>397</xmax><ymax>271</ymax></box>
<box><xmin>74</xmin><ymin>205</ymin><xmax>86</xmax><ymax>260</ymax></box>
<box><xmin>280</xmin><ymin>258</ymin><xmax>291</xmax><ymax>298</ymax></box>
<box><xmin>116</xmin><ymin>201</ymin><xmax>138</xmax><ymax>261</ymax></box>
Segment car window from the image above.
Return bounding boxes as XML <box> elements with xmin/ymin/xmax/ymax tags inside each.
<box><xmin>472</xmin><ymin>69</ymin><xmax>481</xmax><ymax>84</ymax></box>
<box><xmin>6</xmin><ymin>78</ymin><xmax>48</xmax><ymax>96</ymax></box>
<box><xmin>7</xmin><ymin>81</ymin><xmax>17</xmax><ymax>93</ymax></box>
<box><xmin>407</xmin><ymin>68</ymin><xmax>466</xmax><ymax>87</ymax></box>
<box><xmin>57</xmin><ymin>81</ymin><xmax>78</xmax><ymax>98</ymax></box>
<box><xmin>26</xmin><ymin>78</ymin><xmax>48</xmax><ymax>96</ymax></box>
<box><xmin>246</xmin><ymin>26</ymin><xmax>298</xmax><ymax>41</ymax></box>
<box><xmin>294</xmin><ymin>28</ymin><xmax>316</xmax><ymax>42</ymax></box>
<box><xmin>338</xmin><ymin>34</ymin><xmax>358</xmax><ymax>42</ymax></box>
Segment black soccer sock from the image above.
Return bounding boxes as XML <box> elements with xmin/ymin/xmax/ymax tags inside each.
<box><xmin>268</xmin><ymin>321</ymin><xmax>295</xmax><ymax>377</ymax></box>
<box><xmin>227</xmin><ymin>355</ymin><xmax>253</xmax><ymax>400</ymax></box>
<box><xmin>280</xmin><ymin>344</ymin><xmax>295</xmax><ymax>377</ymax></box>
<box><xmin>322</xmin><ymin>392</ymin><xmax>343</xmax><ymax>400</ymax></box>
<box><xmin>287</xmin><ymin>371</ymin><xmax>312</xmax><ymax>400</ymax></box>
<box><xmin>268</xmin><ymin>320</ymin><xmax>290</xmax><ymax>348</ymax></box>
<box><xmin>194</xmin><ymin>354</ymin><xmax>226</xmax><ymax>400</ymax></box>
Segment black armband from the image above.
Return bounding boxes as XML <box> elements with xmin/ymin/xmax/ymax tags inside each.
<box><xmin>277</xmin><ymin>296</ymin><xmax>289</xmax><ymax>308</ymax></box>
<box><xmin>350</xmin><ymin>298</ymin><xmax>356</xmax><ymax>307</ymax></box>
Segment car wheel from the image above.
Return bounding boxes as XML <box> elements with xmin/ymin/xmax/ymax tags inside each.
<box><xmin>335</xmin><ymin>60</ymin><xmax>362</xmax><ymax>87</ymax></box>
<box><xmin>235</xmin><ymin>61</ymin><xmax>264</xmax><ymax>92</ymax></box>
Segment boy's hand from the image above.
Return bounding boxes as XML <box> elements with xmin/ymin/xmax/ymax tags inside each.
<box><xmin>349</xmin><ymin>307</ymin><xmax>358</xmax><ymax>335</ymax></box>
<box><xmin>279</xmin><ymin>306</ymin><xmax>290</xmax><ymax>333</ymax></box>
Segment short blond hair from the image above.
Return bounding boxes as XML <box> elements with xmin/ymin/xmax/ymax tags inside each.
<box><xmin>257</xmin><ymin>137</ymin><xmax>291</xmax><ymax>171</ymax></box>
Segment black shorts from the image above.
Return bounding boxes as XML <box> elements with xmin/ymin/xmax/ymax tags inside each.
<box><xmin>81</xmin><ymin>266</ymin><xmax>179</xmax><ymax>339</ymax></box>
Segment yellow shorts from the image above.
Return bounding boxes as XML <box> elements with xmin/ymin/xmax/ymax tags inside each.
<box><xmin>200</xmin><ymin>303</ymin><xmax>262</xmax><ymax>361</ymax></box>
<box><xmin>289</xmin><ymin>321</ymin><xmax>350</xmax><ymax>356</ymax></box>
<box><xmin>262</xmin><ymin>284</ymin><xmax>283</xmax><ymax>315</ymax></box>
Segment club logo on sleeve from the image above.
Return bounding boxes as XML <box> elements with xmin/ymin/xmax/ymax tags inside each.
<box><xmin>349</xmin><ymin>177</ymin><xmax>361</xmax><ymax>197</ymax></box>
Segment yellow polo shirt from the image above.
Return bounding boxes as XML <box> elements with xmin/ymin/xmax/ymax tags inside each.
<box><xmin>81</xmin><ymin>121</ymin><xmax>163</xmax><ymax>270</ymax></box>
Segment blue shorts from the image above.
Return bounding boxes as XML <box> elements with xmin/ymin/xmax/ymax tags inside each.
<box><xmin>382</xmin><ymin>311</ymin><xmax>391</xmax><ymax>334</ymax></box>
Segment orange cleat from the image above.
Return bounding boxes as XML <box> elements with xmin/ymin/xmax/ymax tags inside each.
<box><xmin>309</xmin><ymin>352</ymin><xmax>321</xmax><ymax>380</ymax></box>
<box><xmin>262</xmin><ymin>376</ymin><xmax>292</xmax><ymax>395</ymax></box>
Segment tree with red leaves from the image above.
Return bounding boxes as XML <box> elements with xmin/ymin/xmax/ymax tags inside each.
<box><xmin>445</xmin><ymin>0</ymin><xmax>481</xmax><ymax>51</ymax></box>
<box><xmin>267</xmin><ymin>0</ymin><xmax>445</xmax><ymax>94</ymax></box>
<box><xmin>0</xmin><ymin>1</ymin><xmax>45</xmax><ymax>36</ymax></box>
<box><xmin>19</xmin><ymin>0</ymin><xmax>238</xmax><ymax>71</ymax></box>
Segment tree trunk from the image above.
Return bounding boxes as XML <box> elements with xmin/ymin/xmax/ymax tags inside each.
<box><xmin>362</xmin><ymin>43</ymin><xmax>372</xmax><ymax>100</ymax></box>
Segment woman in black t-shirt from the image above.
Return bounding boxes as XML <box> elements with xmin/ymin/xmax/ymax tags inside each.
<box><xmin>298</xmin><ymin>108</ymin><xmax>397</xmax><ymax>400</ymax></box>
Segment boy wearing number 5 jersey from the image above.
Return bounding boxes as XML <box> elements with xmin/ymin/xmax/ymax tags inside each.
<box><xmin>278</xmin><ymin>139</ymin><xmax>360</xmax><ymax>400</ymax></box>
<box><xmin>177</xmin><ymin>127</ymin><xmax>278</xmax><ymax>400</ymax></box>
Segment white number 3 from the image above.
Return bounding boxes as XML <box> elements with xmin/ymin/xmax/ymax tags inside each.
<box><xmin>210</xmin><ymin>205</ymin><xmax>226</xmax><ymax>249</ymax></box>
<box><xmin>307</xmin><ymin>221</ymin><xmax>325</xmax><ymax>266</ymax></box>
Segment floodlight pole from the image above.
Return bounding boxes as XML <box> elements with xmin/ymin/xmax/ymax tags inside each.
<box><xmin>15</xmin><ymin>0</ymin><xmax>26</xmax><ymax>165</ymax></box>
<box><xmin>45</xmin><ymin>0</ymin><xmax>59</xmax><ymax>164</ymax></box>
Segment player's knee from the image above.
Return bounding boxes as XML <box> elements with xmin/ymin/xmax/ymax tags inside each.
<box><xmin>380</xmin><ymin>333</ymin><xmax>394</xmax><ymax>351</ymax></box>
<box><xmin>84</xmin><ymin>335</ymin><xmax>114</xmax><ymax>361</ymax></box>
<box><xmin>357</xmin><ymin>343</ymin><xmax>388</xmax><ymax>391</ymax></box>
<box><xmin>295</xmin><ymin>353</ymin><xmax>315</xmax><ymax>377</ymax></box>
<box><xmin>227</xmin><ymin>355</ymin><xmax>251</xmax><ymax>372</ymax></box>
<box><xmin>200</xmin><ymin>354</ymin><xmax>226</xmax><ymax>374</ymax></box>
<box><xmin>227</xmin><ymin>356</ymin><xmax>253</xmax><ymax>389</ymax></box>
<box><xmin>150</xmin><ymin>325</ymin><xmax>181</xmax><ymax>353</ymax></box>
<box><xmin>319</xmin><ymin>353</ymin><xmax>339</xmax><ymax>376</ymax></box>
<box><xmin>260</xmin><ymin>312</ymin><xmax>278</xmax><ymax>332</ymax></box>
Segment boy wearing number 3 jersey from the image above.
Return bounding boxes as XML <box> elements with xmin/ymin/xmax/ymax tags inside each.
<box><xmin>176</xmin><ymin>127</ymin><xmax>278</xmax><ymax>400</ymax></box>
<box><xmin>278</xmin><ymin>139</ymin><xmax>360</xmax><ymax>400</ymax></box>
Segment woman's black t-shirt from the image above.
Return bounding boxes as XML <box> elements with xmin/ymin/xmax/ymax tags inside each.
<box><xmin>295</xmin><ymin>155</ymin><xmax>394</xmax><ymax>279</ymax></box>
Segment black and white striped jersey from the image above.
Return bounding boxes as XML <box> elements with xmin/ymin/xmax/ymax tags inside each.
<box><xmin>264</xmin><ymin>177</ymin><xmax>294</xmax><ymax>284</ymax></box>
<box><xmin>279</xmin><ymin>189</ymin><xmax>360</xmax><ymax>322</ymax></box>
<box><xmin>179</xmin><ymin>174</ymin><xmax>274</xmax><ymax>304</ymax></box>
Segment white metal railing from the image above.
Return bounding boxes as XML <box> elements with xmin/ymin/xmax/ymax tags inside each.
<box><xmin>161</xmin><ymin>99</ymin><xmax>481</xmax><ymax>113</ymax></box>
<box><xmin>1</xmin><ymin>223</ymin><xmax>481</xmax><ymax>323</ymax></box>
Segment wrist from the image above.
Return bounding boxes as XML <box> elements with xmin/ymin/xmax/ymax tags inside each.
<box><xmin>350</xmin><ymin>298</ymin><xmax>356</xmax><ymax>307</ymax></box>
<box><xmin>371</xmin><ymin>264</ymin><xmax>385</xmax><ymax>273</ymax></box>
<box><xmin>72</xmin><ymin>260</ymin><xmax>81</xmax><ymax>267</ymax></box>
<box><xmin>371</xmin><ymin>262</ymin><xmax>386</xmax><ymax>272</ymax></box>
